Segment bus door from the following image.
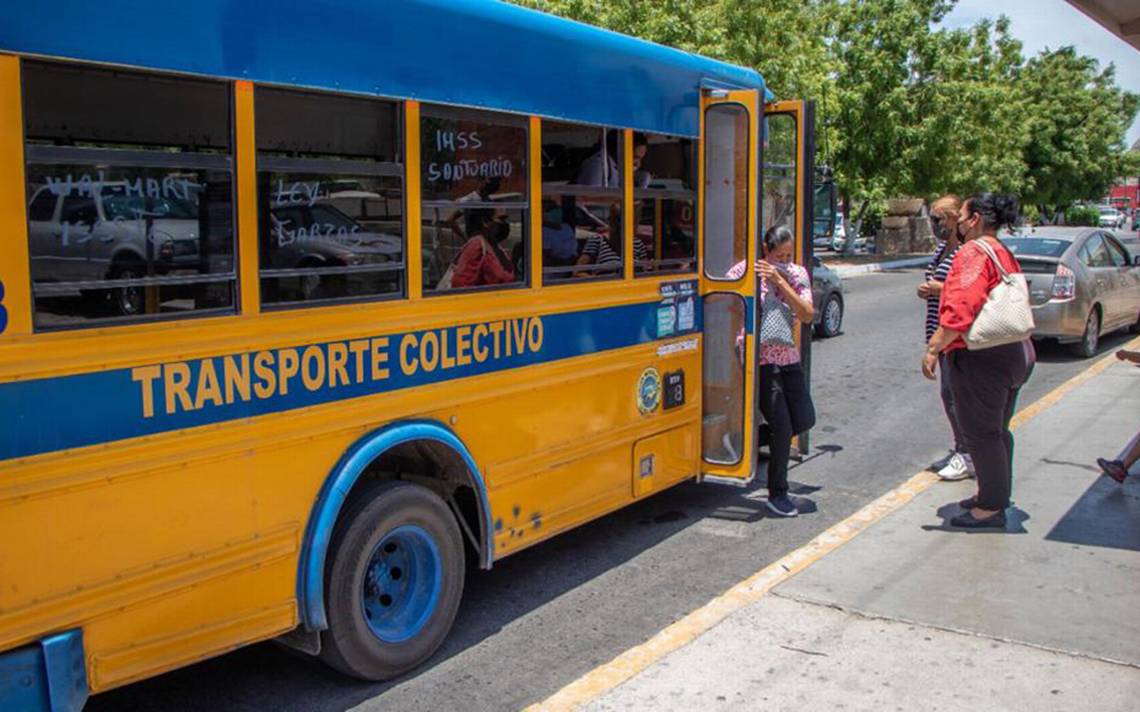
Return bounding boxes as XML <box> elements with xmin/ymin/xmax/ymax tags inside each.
<box><xmin>699</xmin><ymin>88</ymin><xmax>759</xmax><ymax>484</ymax></box>
<box><xmin>762</xmin><ymin>100</ymin><xmax>817</xmax><ymax>455</ymax></box>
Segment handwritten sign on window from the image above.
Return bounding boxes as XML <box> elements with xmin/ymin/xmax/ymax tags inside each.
<box><xmin>421</xmin><ymin>115</ymin><xmax>527</xmax><ymax>202</ymax></box>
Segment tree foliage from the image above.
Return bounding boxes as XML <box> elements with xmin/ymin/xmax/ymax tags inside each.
<box><xmin>511</xmin><ymin>0</ymin><xmax>1139</xmax><ymax>215</ymax></box>
<box><xmin>1018</xmin><ymin>48</ymin><xmax>1140</xmax><ymax>210</ymax></box>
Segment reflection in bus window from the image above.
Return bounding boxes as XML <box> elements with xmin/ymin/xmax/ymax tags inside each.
<box><xmin>422</xmin><ymin>106</ymin><xmax>527</xmax><ymax>292</ymax></box>
<box><xmin>21</xmin><ymin>60</ymin><xmax>236</xmax><ymax>329</ymax></box>
<box><xmin>256</xmin><ymin>87</ymin><xmax>404</xmax><ymax>306</ymax></box>
<box><xmin>762</xmin><ymin>114</ymin><xmax>797</xmax><ymax>244</ymax></box>
<box><xmin>634</xmin><ymin>133</ymin><xmax>697</xmax><ymax>275</ymax></box>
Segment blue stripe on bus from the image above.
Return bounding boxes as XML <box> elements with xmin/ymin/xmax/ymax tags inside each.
<box><xmin>0</xmin><ymin>299</ymin><xmax>704</xmax><ymax>461</ymax></box>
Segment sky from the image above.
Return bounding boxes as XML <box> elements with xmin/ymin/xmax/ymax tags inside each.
<box><xmin>944</xmin><ymin>0</ymin><xmax>1140</xmax><ymax>148</ymax></box>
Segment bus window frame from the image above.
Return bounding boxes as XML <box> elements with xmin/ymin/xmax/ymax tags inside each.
<box><xmin>632</xmin><ymin>131</ymin><xmax>698</xmax><ymax>278</ymax></box>
<box><xmin>254</xmin><ymin>86</ymin><xmax>408</xmax><ymax>311</ymax></box>
<box><xmin>20</xmin><ymin>60</ymin><xmax>241</xmax><ymax>332</ymax></box>
<box><xmin>539</xmin><ymin>120</ymin><xmax>629</xmax><ymax>286</ymax></box>
<box><xmin>419</xmin><ymin>104</ymin><xmax>531</xmax><ymax>296</ymax></box>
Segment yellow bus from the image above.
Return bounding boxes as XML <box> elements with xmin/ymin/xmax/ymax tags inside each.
<box><xmin>0</xmin><ymin>1</ymin><xmax>819</xmax><ymax>708</ymax></box>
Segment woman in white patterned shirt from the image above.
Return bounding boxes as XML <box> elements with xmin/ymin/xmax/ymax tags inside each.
<box><xmin>755</xmin><ymin>225</ymin><xmax>816</xmax><ymax>517</ymax></box>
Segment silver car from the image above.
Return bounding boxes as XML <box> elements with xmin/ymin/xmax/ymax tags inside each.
<box><xmin>1003</xmin><ymin>227</ymin><xmax>1140</xmax><ymax>357</ymax></box>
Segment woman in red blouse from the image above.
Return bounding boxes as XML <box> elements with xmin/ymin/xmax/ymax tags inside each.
<box><xmin>450</xmin><ymin>209</ymin><xmax>517</xmax><ymax>289</ymax></box>
<box><xmin>922</xmin><ymin>193</ymin><xmax>1035</xmax><ymax>529</ymax></box>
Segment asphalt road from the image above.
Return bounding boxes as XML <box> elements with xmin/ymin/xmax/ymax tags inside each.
<box><xmin>88</xmin><ymin>268</ymin><xmax>1136</xmax><ymax>712</ymax></box>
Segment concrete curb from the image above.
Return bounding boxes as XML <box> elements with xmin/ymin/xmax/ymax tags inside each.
<box><xmin>830</xmin><ymin>256</ymin><xmax>929</xmax><ymax>278</ymax></box>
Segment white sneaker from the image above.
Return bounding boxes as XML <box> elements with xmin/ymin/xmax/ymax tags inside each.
<box><xmin>937</xmin><ymin>452</ymin><xmax>975</xmax><ymax>481</ymax></box>
<box><xmin>929</xmin><ymin>450</ymin><xmax>956</xmax><ymax>472</ymax></box>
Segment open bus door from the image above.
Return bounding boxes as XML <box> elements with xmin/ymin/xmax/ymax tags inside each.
<box><xmin>762</xmin><ymin>100</ymin><xmax>818</xmax><ymax>456</ymax></box>
<box><xmin>700</xmin><ymin>95</ymin><xmax>821</xmax><ymax>485</ymax></box>
<box><xmin>699</xmin><ymin>88</ymin><xmax>759</xmax><ymax>484</ymax></box>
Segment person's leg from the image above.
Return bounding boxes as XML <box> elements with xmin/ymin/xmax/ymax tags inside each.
<box><xmin>939</xmin><ymin>352</ymin><xmax>965</xmax><ymax>453</ymax></box>
<box><xmin>1121</xmin><ymin>432</ymin><xmax>1140</xmax><ymax>470</ymax></box>
<box><xmin>779</xmin><ymin>364</ymin><xmax>816</xmax><ymax>435</ymax></box>
<box><xmin>950</xmin><ymin>350</ymin><xmax>1014</xmax><ymax>512</ymax></box>
<box><xmin>758</xmin><ymin>365</ymin><xmax>793</xmax><ymax>499</ymax></box>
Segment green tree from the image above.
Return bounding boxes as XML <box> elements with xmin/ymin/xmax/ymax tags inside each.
<box><xmin>904</xmin><ymin>17</ymin><xmax>1028</xmax><ymax>198</ymax></box>
<box><xmin>1017</xmin><ymin>47</ymin><xmax>1140</xmax><ymax>214</ymax></box>
<box><xmin>511</xmin><ymin>1</ymin><xmax>1139</xmax><ymax>229</ymax></box>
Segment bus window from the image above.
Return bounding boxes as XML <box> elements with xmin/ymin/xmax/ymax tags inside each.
<box><xmin>634</xmin><ymin>133</ymin><xmax>697</xmax><ymax>275</ymax></box>
<box><xmin>256</xmin><ymin>88</ymin><xmax>404</xmax><ymax>306</ymax></box>
<box><xmin>22</xmin><ymin>60</ymin><xmax>236</xmax><ymax>328</ymax></box>
<box><xmin>421</xmin><ymin>106</ymin><xmax>528</xmax><ymax>292</ymax></box>
<box><xmin>703</xmin><ymin>104</ymin><xmax>750</xmax><ymax>280</ymax></box>
<box><xmin>540</xmin><ymin>121</ymin><xmax>628</xmax><ymax>281</ymax></box>
<box><xmin>762</xmin><ymin>113</ymin><xmax>797</xmax><ymax>240</ymax></box>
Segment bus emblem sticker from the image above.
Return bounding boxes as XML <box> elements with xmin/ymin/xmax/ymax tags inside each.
<box><xmin>636</xmin><ymin>367</ymin><xmax>662</xmax><ymax>415</ymax></box>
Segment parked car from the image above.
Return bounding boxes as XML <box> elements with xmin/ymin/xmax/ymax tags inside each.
<box><xmin>811</xmin><ymin>256</ymin><xmax>844</xmax><ymax>337</ymax></box>
<box><xmin>1098</xmin><ymin>206</ymin><xmax>1126</xmax><ymax>229</ymax></box>
<box><xmin>813</xmin><ymin>211</ymin><xmax>843</xmax><ymax>251</ymax></box>
<box><xmin>1002</xmin><ymin>227</ymin><xmax>1140</xmax><ymax>357</ymax></box>
<box><xmin>830</xmin><ymin>217</ymin><xmax>868</xmax><ymax>252</ymax></box>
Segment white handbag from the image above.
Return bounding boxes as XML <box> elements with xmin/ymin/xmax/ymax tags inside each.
<box><xmin>964</xmin><ymin>239</ymin><xmax>1035</xmax><ymax>350</ymax></box>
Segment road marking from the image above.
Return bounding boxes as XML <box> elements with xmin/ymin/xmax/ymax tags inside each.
<box><xmin>526</xmin><ymin>335</ymin><xmax>1140</xmax><ymax>712</ymax></box>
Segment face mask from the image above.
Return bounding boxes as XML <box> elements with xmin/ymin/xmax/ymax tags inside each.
<box><xmin>932</xmin><ymin>221</ymin><xmax>949</xmax><ymax>241</ymax></box>
<box><xmin>493</xmin><ymin>221</ymin><xmax>510</xmax><ymax>242</ymax></box>
<box><xmin>544</xmin><ymin>209</ymin><xmax>561</xmax><ymax>224</ymax></box>
<box><xmin>957</xmin><ymin>218</ymin><xmax>971</xmax><ymax>239</ymax></box>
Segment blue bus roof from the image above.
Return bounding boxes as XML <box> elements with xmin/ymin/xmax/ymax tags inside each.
<box><xmin>1</xmin><ymin>0</ymin><xmax>769</xmax><ymax>138</ymax></box>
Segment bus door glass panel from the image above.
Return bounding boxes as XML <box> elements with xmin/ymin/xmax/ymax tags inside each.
<box><xmin>701</xmin><ymin>96</ymin><xmax>756</xmax><ymax>481</ymax></box>
<box><xmin>761</xmin><ymin>113</ymin><xmax>797</xmax><ymax>243</ymax></box>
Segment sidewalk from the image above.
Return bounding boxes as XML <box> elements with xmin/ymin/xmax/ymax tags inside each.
<box><xmin>820</xmin><ymin>252</ymin><xmax>930</xmax><ymax>277</ymax></box>
<box><xmin>582</xmin><ymin>358</ymin><xmax>1140</xmax><ymax>711</ymax></box>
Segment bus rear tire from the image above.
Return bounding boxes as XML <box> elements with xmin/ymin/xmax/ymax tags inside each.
<box><xmin>319</xmin><ymin>480</ymin><xmax>465</xmax><ymax>681</ymax></box>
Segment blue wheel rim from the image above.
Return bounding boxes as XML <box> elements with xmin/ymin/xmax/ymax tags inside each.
<box><xmin>360</xmin><ymin>524</ymin><xmax>442</xmax><ymax>643</ymax></box>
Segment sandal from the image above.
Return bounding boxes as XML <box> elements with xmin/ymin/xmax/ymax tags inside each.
<box><xmin>949</xmin><ymin>509</ymin><xmax>1006</xmax><ymax>529</ymax></box>
<box><xmin>1097</xmin><ymin>458</ymin><xmax>1128</xmax><ymax>484</ymax></box>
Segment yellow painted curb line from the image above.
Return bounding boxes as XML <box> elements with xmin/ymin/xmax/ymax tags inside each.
<box><xmin>526</xmin><ymin>336</ymin><xmax>1140</xmax><ymax>712</ymax></box>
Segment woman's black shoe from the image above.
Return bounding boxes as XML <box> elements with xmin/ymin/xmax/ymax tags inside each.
<box><xmin>958</xmin><ymin>495</ymin><xmax>978</xmax><ymax>509</ymax></box>
<box><xmin>949</xmin><ymin>510</ymin><xmax>1006</xmax><ymax>529</ymax></box>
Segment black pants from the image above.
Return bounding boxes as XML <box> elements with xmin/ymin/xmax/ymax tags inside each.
<box><xmin>949</xmin><ymin>341</ymin><xmax>1035</xmax><ymax>511</ymax></box>
<box><xmin>939</xmin><ymin>352</ymin><xmax>965</xmax><ymax>453</ymax></box>
<box><xmin>758</xmin><ymin>363</ymin><xmax>816</xmax><ymax>498</ymax></box>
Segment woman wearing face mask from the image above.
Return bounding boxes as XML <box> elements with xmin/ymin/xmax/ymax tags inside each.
<box><xmin>923</xmin><ymin>193</ymin><xmax>1035</xmax><ymax>529</ymax></box>
<box><xmin>755</xmin><ymin>225</ymin><xmax>816</xmax><ymax>517</ymax></box>
<box><xmin>919</xmin><ymin>195</ymin><xmax>972</xmax><ymax>481</ymax></box>
<box><xmin>449</xmin><ymin>208</ymin><xmax>517</xmax><ymax>288</ymax></box>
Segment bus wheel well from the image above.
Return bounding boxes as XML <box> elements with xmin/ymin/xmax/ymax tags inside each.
<box><xmin>298</xmin><ymin>421</ymin><xmax>493</xmax><ymax>634</ymax></box>
<box><xmin>349</xmin><ymin>439</ymin><xmax>485</xmax><ymax>563</ymax></box>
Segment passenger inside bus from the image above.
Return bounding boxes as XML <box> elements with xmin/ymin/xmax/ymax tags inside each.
<box><xmin>576</xmin><ymin>131</ymin><xmax>649</xmax><ymax>187</ymax></box>
<box><xmin>443</xmin><ymin>208</ymin><xmax>518</xmax><ymax>289</ymax></box>
<box><xmin>541</xmin><ymin>197</ymin><xmax>578</xmax><ymax>266</ymax></box>
<box><xmin>574</xmin><ymin>202</ymin><xmax>646</xmax><ymax>277</ymax></box>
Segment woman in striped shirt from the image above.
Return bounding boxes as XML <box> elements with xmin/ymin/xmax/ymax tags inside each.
<box><xmin>919</xmin><ymin>195</ymin><xmax>969</xmax><ymax>481</ymax></box>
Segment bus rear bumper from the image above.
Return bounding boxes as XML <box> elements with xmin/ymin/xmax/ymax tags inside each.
<box><xmin>0</xmin><ymin>629</ymin><xmax>87</xmax><ymax>712</ymax></box>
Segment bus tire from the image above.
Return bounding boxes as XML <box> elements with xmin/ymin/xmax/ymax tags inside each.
<box><xmin>319</xmin><ymin>479</ymin><xmax>464</xmax><ymax>680</ymax></box>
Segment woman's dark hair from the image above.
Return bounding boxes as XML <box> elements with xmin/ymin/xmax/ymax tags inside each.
<box><xmin>763</xmin><ymin>225</ymin><xmax>795</xmax><ymax>256</ymax></box>
<box><xmin>965</xmin><ymin>193</ymin><xmax>1019</xmax><ymax>232</ymax></box>
<box><xmin>465</xmin><ymin>208</ymin><xmax>494</xmax><ymax>237</ymax></box>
